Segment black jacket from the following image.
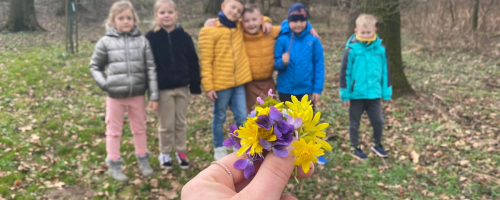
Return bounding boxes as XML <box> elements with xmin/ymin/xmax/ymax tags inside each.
<box><xmin>145</xmin><ymin>25</ymin><xmax>201</xmax><ymax>94</ymax></box>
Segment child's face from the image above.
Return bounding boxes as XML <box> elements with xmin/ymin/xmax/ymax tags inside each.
<box><xmin>355</xmin><ymin>26</ymin><xmax>377</xmax><ymax>39</ymax></box>
<box><xmin>155</xmin><ymin>3</ymin><xmax>178</xmax><ymax>28</ymax></box>
<box><xmin>289</xmin><ymin>20</ymin><xmax>307</xmax><ymax>35</ymax></box>
<box><xmin>242</xmin><ymin>10</ymin><xmax>262</xmax><ymax>34</ymax></box>
<box><xmin>113</xmin><ymin>9</ymin><xmax>135</xmax><ymax>33</ymax></box>
<box><xmin>222</xmin><ymin>0</ymin><xmax>243</xmax><ymax>22</ymax></box>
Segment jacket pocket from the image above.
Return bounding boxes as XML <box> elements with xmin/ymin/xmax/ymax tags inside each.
<box><xmin>351</xmin><ymin>80</ymin><xmax>356</xmax><ymax>92</ymax></box>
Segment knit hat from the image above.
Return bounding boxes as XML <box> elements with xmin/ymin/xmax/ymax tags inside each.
<box><xmin>287</xmin><ymin>3</ymin><xmax>308</xmax><ymax>22</ymax></box>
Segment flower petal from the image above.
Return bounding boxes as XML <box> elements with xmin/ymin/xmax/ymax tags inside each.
<box><xmin>277</xmin><ymin>120</ymin><xmax>290</xmax><ymax>135</ymax></box>
<box><xmin>301</xmin><ymin>161</ymin><xmax>311</xmax><ymax>174</ymax></box>
<box><xmin>259</xmin><ymin>137</ymin><xmax>272</xmax><ymax>150</ymax></box>
<box><xmin>243</xmin><ymin>161</ymin><xmax>255</xmax><ymax>179</ymax></box>
<box><xmin>269</xmin><ymin>107</ymin><xmax>282</xmax><ymax>123</ymax></box>
<box><xmin>272</xmin><ymin>146</ymin><xmax>289</xmax><ymax>158</ymax></box>
<box><xmin>222</xmin><ymin>137</ymin><xmax>236</xmax><ymax>147</ymax></box>
<box><xmin>234</xmin><ymin>159</ymin><xmax>249</xmax><ymax>170</ymax></box>
<box><xmin>256</xmin><ymin>115</ymin><xmax>272</xmax><ymax>130</ymax></box>
<box><xmin>293</xmin><ymin>118</ymin><xmax>303</xmax><ymax>129</ymax></box>
<box><xmin>273</xmin><ymin>125</ymin><xmax>283</xmax><ymax>138</ymax></box>
<box><xmin>230</xmin><ymin>125</ymin><xmax>238</xmax><ymax>135</ymax></box>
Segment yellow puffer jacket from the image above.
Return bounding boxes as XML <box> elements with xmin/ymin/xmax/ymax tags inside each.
<box><xmin>198</xmin><ymin>21</ymin><xmax>251</xmax><ymax>92</ymax></box>
<box><xmin>244</xmin><ymin>26</ymin><xmax>280</xmax><ymax>81</ymax></box>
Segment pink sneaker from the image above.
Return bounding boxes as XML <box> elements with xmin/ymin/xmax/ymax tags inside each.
<box><xmin>175</xmin><ymin>152</ymin><xmax>190</xmax><ymax>170</ymax></box>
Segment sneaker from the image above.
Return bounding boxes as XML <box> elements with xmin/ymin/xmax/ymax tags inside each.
<box><xmin>214</xmin><ymin>146</ymin><xmax>228</xmax><ymax>160</ymax></box>
<box><xmin>105</xmin><ymin>158</ymin><xmax>129</xmax><ymax>182</ymax></box>
<box><xmin>351</xmin><ymin>147</ymin><xmax>368</xmax><ymax>160</ymax></box>
<box><xmin>316</xmin><ymin>155</ymin><xmax>327</xmax><ymax>165</ymax></box>
<box><xmin>175</xmin><ymin>152</ymin><xmax>190</xmax><ymax>170</ymax></box>
<box><xmin>158</xmin><ymin>153</ymin><xmax>173</xmax><ymax>170</ymax></box>
<box><xmin>371</xmin><ymin>144</ymin><xmax>388</xmax><ymax>157</ymax></box>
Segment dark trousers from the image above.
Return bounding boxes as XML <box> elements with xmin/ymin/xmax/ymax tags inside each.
<box><xmin>278</xmin><ymin>93</ymin><xmax>315</xmax><ymax>111</ymax></box>
<box><xmin>349</xmin><ymin>99</ymin><xmax>383</xmax><ymax>147</ymax></box>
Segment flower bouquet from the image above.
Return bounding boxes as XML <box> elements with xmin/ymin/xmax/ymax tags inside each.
<box><xmin>223</xmin><ymin>89</ymin><xmax>332</xmax><ymax>181</ymax></box>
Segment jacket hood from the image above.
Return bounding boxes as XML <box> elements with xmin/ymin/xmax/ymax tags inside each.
<box><xmin>106</xmin><ymin>26</ymin><xmax>141</xmax><ymax>37</ymax></box>
<box><xmin>279</xmin><ymin>19</ymin><xmax>312</xmax><ymax>39</ymax></box>
<box><xmin>345</xmin><ymin>34</ymin><xmax>382</xmax><ymax>49</ymax></box>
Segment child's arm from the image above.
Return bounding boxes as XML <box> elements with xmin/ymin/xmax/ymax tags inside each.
<box><xmin>339</xmin><ymin>47</ymin><xmax>353</xmax><ymax>102</ymax></box>
<box><xmin>89</xmin><ymin>39</ymin><xmax>108</xmax><ymax>91</ymax></box>
<box><xmin>274</xmin><ymin>37</ymin><xmax>288</xmax><ymax>71</ymax></box>
<box><xmin>185</xmin><ymin>34</ymin><xmax>202</xmax><ymax>95</ymax></box>
<box><xmin>313</xmin><ymin>38</ymin><xmax>325</xmax><ymax>95</ymax></box>
<box><xmin>382</xmin><ymin>47</ymin><xmax>393</xmax><ymax>100</ymax></box>
<box><xmin>198</xmin><ymin>28</ymin><xmax>216</xmax><ymax>93</ymax></box>
<box><xmin>144</xmin><ymin>39</ymin><xmax>159</xmax><ymax>101</ymax></box>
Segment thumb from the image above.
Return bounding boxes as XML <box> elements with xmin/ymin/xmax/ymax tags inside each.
<box><xmin>237</xmin><ymin>145</ymin><xmax>296</xmax><ymax>200</ymax></box>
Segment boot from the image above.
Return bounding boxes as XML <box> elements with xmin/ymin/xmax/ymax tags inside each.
<box><xmin>136</xmin><ymin>152</ymin><xmax>153</xmax><ymax>177</ymax></box>
<box><xmin>105</xmin><ymin>158</ymin><xmax>129</xmax><ymax>182</ymax></box>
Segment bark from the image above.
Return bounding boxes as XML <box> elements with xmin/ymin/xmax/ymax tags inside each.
<box><xmin>205</xmin><ymin>0</ymin><xmax>224</xmax><ymax>15</ymax></box>
<box><xmin>1</xmin><ymin>0</ymin><xmax>45</xmax><ymax>32</ymax></box>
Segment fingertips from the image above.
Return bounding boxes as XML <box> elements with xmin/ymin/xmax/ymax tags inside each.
<box><xmin>293</xmin><ymin>162</ymin><xmax>314</xmax><ymax>179</ymax></box>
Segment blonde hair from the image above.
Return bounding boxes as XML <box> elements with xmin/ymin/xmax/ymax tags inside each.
<box><xmin>356</xmin><ymin>14</ymin><xmax>377</xmax><ymax>28</ymax></box>
<box><xmin>105</xmin><ymin>1</ymin><xmax>140</xmax><ymax>30</ymax></box>
<box><xmin>152</xmin><ymin>0</ymin><xmax>177</xmax><ymax>32</ymax></box>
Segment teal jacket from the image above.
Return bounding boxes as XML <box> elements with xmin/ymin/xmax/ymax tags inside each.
<box><xmin>339</xmin><ymin>34</ymin><xmax>392</xmax><ymax>101</ymax></box>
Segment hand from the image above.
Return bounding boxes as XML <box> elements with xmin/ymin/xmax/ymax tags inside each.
<box><xmin>310</xmin><ymin>28</ymin><xmax>321</xmax><ymax>39</ymax></box>
<box><xmin>148</xmin><ymin>101</ymin><xmax>158</xmax><ymax>112</ymax></box>
<box><xmin>343</xmin><ymin>101</ymin><xmax>350</xmax><ymax>107</ymax></box>
<box><xmin>282</xmin><ymin>53</ymin><xmax>290</xmax><ymax>66</ymax></box>
<box><xmin>204</xmin><ymin>18</ymin><xmax>217</xmax><ymax>27</ymax></box>
<box><xmin>312</xmin><ymin>93</ymin><xmax>321</xmax><ymax>104</ymax></box>
<box><xmin>181</xmin><ymin>145</ymin><xmax>314</xmax><ymax>200</ymax></box>
<box><xmin>262</xmin><ymin>22</ymin><xmax>272</xmax><ymax>35</ymax></box>
<box><xmin>205</xmin><ymin>90</ymin><xmax>218</xmax><ymax>102</ymax></box>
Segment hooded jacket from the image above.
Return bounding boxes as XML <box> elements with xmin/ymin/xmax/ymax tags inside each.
<box><xmin>89</xmin><ymin>27</ymin><xmax>159</xmax><ymax>100</ymax></box>
<box><xmin>274</xmin><ymin>20</ymin><xmax>325</xmax><ymax>95</ymax></box>
<box><xmin>339</xmin><ymin>34</ymin><xmax>392</xmax><ymax>101</ymax></box>
<box><xmin>145</xmin><ymin>25</ymin><xmax>201</xmax><ymax>94</ymax></box>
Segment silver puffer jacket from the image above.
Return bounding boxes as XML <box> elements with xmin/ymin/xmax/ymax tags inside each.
<box><xmin>89</xmin><ymin>27</ymin><xmax>158</xmax><ymax>101</ymax></box>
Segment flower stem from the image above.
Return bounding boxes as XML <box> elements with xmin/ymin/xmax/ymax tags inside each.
<box><xmin>293</xmin><ymin>166</ymin><xmax>299</xmax><ymax>183</ymax></box>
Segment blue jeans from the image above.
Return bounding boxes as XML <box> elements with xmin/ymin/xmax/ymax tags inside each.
<box><xmin>212</xmin><ymin>86</ymin><xmax>247</xmax><ymax>147</ymax></box>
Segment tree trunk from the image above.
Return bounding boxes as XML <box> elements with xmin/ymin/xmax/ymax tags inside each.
<box><xmin>249</xmin><ymin>0</ymin><xmax>256</xmax><ymax>4</ymax></box>
<box><xmin>205</xmin><ymin>0</ymin><xmax>223</xmax><ymax>15</ymax></box>
<box><xmin>300</xmin><ymin>0</ymin><xmax>310</xmax><ymax>9</ymax></box>
<box><xmin>347</xmin><ymin>0</ymin><xmax>360</xmax><ymax>37</ymax></box>
<box><xmin>272</xmin><ymin>0</ymin><xmax>282</xmax><ymax>7</ymax></box>
<box><xmin>1</xmin><ymin>0</ymin><xmax>45</xmax><ymax>32</ymax></box>
<box><xmin>360</xmin><ymin>0</ymin><xmax>414</xmax><ymax>97</ymax></box>
<box><xmin>471</xmin><ymin>0</ymin><xmax>479</xmax><ymax>31</ymax></box>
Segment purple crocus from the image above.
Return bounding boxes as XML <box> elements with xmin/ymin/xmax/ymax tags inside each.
<box><xmin>223</xmin><ymin>125</ymin><xmax>241</xmax><ymax>149</ymax></box>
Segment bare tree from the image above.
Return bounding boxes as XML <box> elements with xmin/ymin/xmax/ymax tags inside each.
<box><xmin>205</xmin><ymin>0</ymin><xmax>224</xmax><ymax>15</ymax></box>
<box><xmin>347</xmin><ymin>0</ymin><xmax>360</xmax><ymax>36</ymax></box>
<box><xmin>272</xmin><ymin>0</ymin><xmax>282</xmax><ymax>7</ymax></box>
<box><xmin>355</xmin><ymin>0</ymin><xmax>414</xmax><ymax>97</ymax></box>
<box><xmin>472</xmin><ymin>0</ymin><xmax>479</xmax><ymax>31</ymax></box>
<box><xmin>1</xmin><ymin>0</ymin><xmax>45</xmax><ymax>32</ymax></box>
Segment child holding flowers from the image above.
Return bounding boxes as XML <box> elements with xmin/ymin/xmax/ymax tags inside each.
<box><xmin>145</xmin><ymin>0</ymin><xmax>201</xmax><ymax>170</ymax></box>
<box><xmin>89</xmin><ymin>0</ymin><xmax>157</xmax><ymax>181</ymax></box>
<box><xmin>339</xmin><ymin>14</ymin><xmax>392</xmax><ymax>160</ymax></box>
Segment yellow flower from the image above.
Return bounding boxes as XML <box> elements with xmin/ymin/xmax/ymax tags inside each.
<box><xmin>236</xmin><ymin>120</ymin><xmax>264</xmax><ymax>156</ymax></box>
<box><xmin>292</xmin><ymin>138</ymin><xmax>324</xmax><ymax>173</ymax></box>
<box><xmin>286</xmin><ymin>95</ymin><xmax>313</xmax><ymax>121</ymax></box>
<box><xmin>301</xmin><ymin>110</ymin><xmax>332</xmax><ymax>151</ymax></box>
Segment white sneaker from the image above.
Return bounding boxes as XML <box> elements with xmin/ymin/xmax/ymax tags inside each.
<box><xmin>214</xmin><ymin>147</ymin><xmax>228</xmax><ymax>160</ymax></box>
<box><xmin>158</xmin><ymin>153</ymin><xmax>173</xmax><ymax>169</ymax></box>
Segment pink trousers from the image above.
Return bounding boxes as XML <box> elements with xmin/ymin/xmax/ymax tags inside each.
<box><xmin>105</xmin><ymin>96</ymin><xmax>148</xmax><ymax>160</ymax></box>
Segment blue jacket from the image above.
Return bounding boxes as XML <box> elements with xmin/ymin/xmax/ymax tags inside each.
<box><xmin>339</xmin><ymin>34</ymin><xmax>392</xmax><ymax>101</ymax></box>
<box><xmin>274</xmin><ymin>20</ymin><xmax>325</xmax><ymax>95</ymax></box>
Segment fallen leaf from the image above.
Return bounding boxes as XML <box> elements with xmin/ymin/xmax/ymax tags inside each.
<box><xmin>13</xmin><ymin>180</ymin><xmax>22</xmax><ymax>187</ymax></box>
<box><xmin>132</xmin><ymin>179</ymin><xmax>142</xmax><ymax>186</ymax></box>
<box><xmin>459</xmin><ymin>177</ymin><xmax>467</xmax><ymax>182</ymax></box>
<box><xmin>410</xmin><ymin>150</ymin><xmax>420</xmax><ymax>164</ymax></box>
<box><xmin>439</xmin><ymin>194</ymin><xmax>450</xmax><ymax>200</ymax></box>
<box><xmin>164</xmin><ymin>190</ymin><xmax>178</xmax><ymax>199</ymax></box>
<box><xmin>354</xmin><ymin>192</ymin><xmax>360</xmax><ymax>197</ymax></box>
<box><xmin>171</xmin><ymin>181</ymin><xmax>183</xmax><ymax>191</ymax></box>
<box><xmin>433</xmin><ymin>151</ymin><xmax>443</xmax><ymax>158</ymax></box>
<box><xmin>377</xmin><ymin>182</ymin><xmax>384</xmax><ymax>187</ymax></box>
<box><xmin>459</xmin><ymin>160</ymin><xmax>470</xmax><ymax>166</ymax></box>
<box><xmin>150</xmin><ymin>179</ymin><xmax>158</xmax><ymax>188</ymax></box>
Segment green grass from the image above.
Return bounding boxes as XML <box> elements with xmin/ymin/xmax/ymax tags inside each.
<box><xmin>0</xmin><ymin>35</ymin><xmax>499</xmax><ymax>200</ymax></box>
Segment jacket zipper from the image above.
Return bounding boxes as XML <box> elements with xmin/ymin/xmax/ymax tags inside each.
<box><xmin>125</xmin><ymin>35</ymin><xmax>133</xmax><ymax>97</ymax></box>
<box><xmin>230</xmin><ymin>29</ymin><xmax>237</xmax><ymax>87</ymax></box>
<box><xmin>351</xmin><ymin>80</ymin><xmax>356</xmax><ymax>92</ymax></box>
<box><xmin>167</xmin><ymin>32</ymin><xmax>175</xmax><ymax>69</ymax></box>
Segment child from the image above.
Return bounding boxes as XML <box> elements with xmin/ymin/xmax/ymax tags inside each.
<box><xmin>339</xmin><ymin>14</ymin><xmax>392</xmax><ymax>160</ymax></box>
<box><xmin>274</xmin><ymin>3</ymin><xmax>326</xmax><ymax>164</ymax></box>
<box><xmin>89</xmin><ymin>0</ymin><xmax>158</xmax><ymax>181</ymax></box>
<box><xmin>198</xmin><ymin>0</ymin><xmax>272</xmax><ymax>160</ymax></box>
<box><xmin>145</xmin><ymin>0</ymin><xmax>201</xmax><ymax>170</ymax></box>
